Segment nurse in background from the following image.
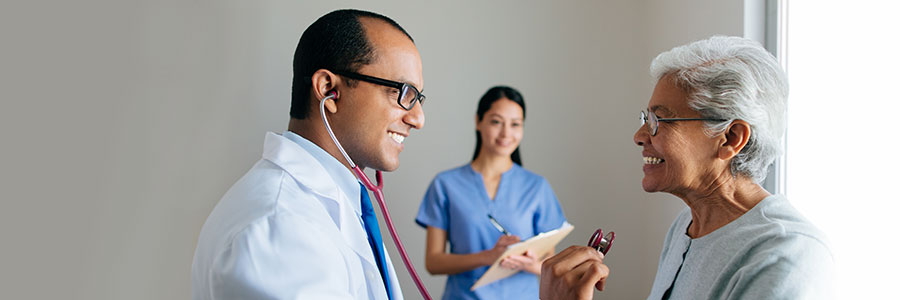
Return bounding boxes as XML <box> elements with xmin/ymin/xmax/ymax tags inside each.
<box><xmin>415</xmin><ymin>86</ymin><xmax>567</xmax><ymax>299</ymax></box>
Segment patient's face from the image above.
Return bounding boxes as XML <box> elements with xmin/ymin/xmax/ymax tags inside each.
<box><xmin>476</xmin><ymin>98</ymin><xmax>524</xmax><ymax>159</ymax></box>
<box><xmin>633</xmin><ymin>75</ymin><xmax>721</xmax><ymax>196</ymax></box>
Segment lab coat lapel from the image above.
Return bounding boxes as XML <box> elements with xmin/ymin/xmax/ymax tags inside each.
<box><xmin>339</xmin><ymin>189</ymin><xmax>382</xmax><ymax>276</ymax></box>
<box><xmin>261</xmin><ymin>132</ymin><xmax>383</xmax><ymax>281</ymax></box>
<box><xmin>383</xmin><ymin>246</ymin><xmax>403</xmax><ymax>299</ymax></box>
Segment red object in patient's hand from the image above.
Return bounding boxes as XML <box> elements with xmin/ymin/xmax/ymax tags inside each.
<box><xmin>588</xmin><ymin>228</ymin><xmax>615</xmax><ymax>255</ymax></box>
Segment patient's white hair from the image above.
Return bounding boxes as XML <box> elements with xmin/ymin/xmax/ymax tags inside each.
<box><xmin>650</xmin><ymin>36</ymin><xmax>787</xmax><ymax>183</ymax></box>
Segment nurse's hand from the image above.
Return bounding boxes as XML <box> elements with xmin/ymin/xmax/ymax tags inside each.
<box><xmin>482</xmin><ymin>235</ymin><xmax>520</xmax><ymax>265</ymax></box>
<box><xmin>500</xmin><ymin>249</ymin><xmax>542</xmax><ymax>275</ymax></box>
<box><xmin>539</xmin><ymin>246</ymin><xmax>609</xmax><ymax>300</ymax></box>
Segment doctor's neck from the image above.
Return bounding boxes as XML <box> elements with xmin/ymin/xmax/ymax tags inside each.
<box><xmin>471</xmin><ymin>153</ymin><xmax>513</xmax><ymax>177</ymax></box>
<box><xmin>288</xmin><ymin>118</ymin><xmax>357</xmax><ymax>171</ymax></box>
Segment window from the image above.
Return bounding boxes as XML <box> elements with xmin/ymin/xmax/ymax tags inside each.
<box><xmin>781</xmin><ymin>1</ymin><xmax>900</xmax><ymax>298</ymax></box>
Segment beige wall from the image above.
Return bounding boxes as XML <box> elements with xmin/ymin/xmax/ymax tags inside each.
<box><xmin>1</xmin><ymin>0</ymin><xmax>748</xmax><ymax>299</ymax></box>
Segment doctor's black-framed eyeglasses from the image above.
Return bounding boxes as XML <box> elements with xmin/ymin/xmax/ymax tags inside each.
<box><xmin>640</xmin><ymin>109</ymin><xmax>727</xmax><ymax>136</ymax></box>
<box><xmin>332</xmin><ymin>70</ymin><xmax>425</xmax><ymax>111</ymax></box>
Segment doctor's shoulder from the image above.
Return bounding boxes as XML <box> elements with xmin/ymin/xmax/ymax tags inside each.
<box><xmin>211</xmin><ymin>160</ymin><xmax>339</xmax><ymax>238</ymax></box>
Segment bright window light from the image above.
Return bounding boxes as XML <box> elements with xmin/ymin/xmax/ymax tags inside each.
<box><xmin>785</xmin><ymin>1</ymin><xmax>900</xmax><ymax>298</ymax></box>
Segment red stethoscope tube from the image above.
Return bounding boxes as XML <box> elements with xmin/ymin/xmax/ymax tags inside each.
<box><xmin>353</xmin><ymin>167</ymin><xmax>432</xmax><ymax>300</ymax></box>
<box><xmin>320</xmin><ymin>92</ymin><xmax>433</xmax><ymax>299</ymax></box>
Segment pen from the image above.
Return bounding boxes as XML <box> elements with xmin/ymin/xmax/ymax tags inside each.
<box><xmin>487</xmin><ymin>214</ymin><xmax>510</xmax><ymax>235</ymax></box>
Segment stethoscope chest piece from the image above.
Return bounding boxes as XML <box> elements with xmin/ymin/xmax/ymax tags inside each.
<box><xmin>588</xmin><ymin>228</ymin><xmax>615</xmax><ymax>255</ymax></box>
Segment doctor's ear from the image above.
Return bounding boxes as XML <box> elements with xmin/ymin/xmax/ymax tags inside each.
<box><xmin>310</xmin><ymin>69</ymin><xmax>340</xmax><ymax>114</ymax></box>
<box><xmin>321</xmin><ymin>90</ymin><xmax>339</xmax><ymax>114</ymax></box>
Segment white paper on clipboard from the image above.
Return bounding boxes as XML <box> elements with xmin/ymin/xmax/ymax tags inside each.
<box><xmin>471</xmin><ymin>222</ymin><xmax>574</xmax><ymax>290</ymax></box>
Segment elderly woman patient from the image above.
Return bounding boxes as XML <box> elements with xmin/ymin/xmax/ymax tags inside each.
<box><xmin>540</xmin><ymin>36</ymin><xmax>834</xmax><ymax>300</ymax></box>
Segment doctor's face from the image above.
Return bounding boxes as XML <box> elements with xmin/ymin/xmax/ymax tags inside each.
<box><xmin>476</xmin><ymin>98</ymin><xmax>524</xmax><ymax>158</ymax></box>
<box><xmin>633</xmin><ymin>75</ymin><xmax>721</xmax><ymax>197</ymax></box>
<box><xmin>334</xmin><ymin>18</ymin><xmax>424</xmax><ymax>172</ymax></box>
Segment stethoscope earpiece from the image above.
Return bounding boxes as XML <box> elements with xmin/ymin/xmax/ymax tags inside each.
<box><xmin>322</xmin><ymin>91</ymin><xmax>337</xmax><ymax>101</ymax></box>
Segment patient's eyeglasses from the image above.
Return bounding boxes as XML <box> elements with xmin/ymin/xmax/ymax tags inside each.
<box><xmin>640</xmin><ymin>110</ymin><xmax>727</xmax><ymax>136</ymax></box>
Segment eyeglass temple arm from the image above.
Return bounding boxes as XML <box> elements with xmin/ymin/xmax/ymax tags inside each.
<box><xmin>656</xmin><ymin>117</ymin><xmax>728</xmax><ymax>122</ymax></box>
<box><xmin>334</xmin><ymin>71</ymin><xmax>404</xmax><ymax>89</ymax></box>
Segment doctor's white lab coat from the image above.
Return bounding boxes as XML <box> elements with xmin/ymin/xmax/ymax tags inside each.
<box><xmin>191</xmin><ymin>132</ymin><xmax>403</xmax><ymax>300</ymax></box>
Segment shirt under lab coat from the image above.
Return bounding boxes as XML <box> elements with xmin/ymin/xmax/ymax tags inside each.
<box><xmin>191</xmin><ymin>131</ymin><xmax>403</xmax><ymax>300</ymax></box>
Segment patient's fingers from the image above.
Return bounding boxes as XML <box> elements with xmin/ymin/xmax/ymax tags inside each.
<box><xmin>540</xmin><ymin>245</ymin><xmax>610</xmax><ymax>300</ymax></box>
<box><xmin>544</xmin><ymin>245</ymin><xmax>604</xmax><ymax>274</ymax></box>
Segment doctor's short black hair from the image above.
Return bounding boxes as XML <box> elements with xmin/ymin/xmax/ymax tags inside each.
<box><xmin>290</xmin><ymin>9</ymin><xmax>414</xmax><ymax>119</ymax></box>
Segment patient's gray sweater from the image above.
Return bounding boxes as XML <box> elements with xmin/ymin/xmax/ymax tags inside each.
<box><xmin>647</xmin><ymin>195</ymin><xmax>834</xmax><ymax>300</ymax></box>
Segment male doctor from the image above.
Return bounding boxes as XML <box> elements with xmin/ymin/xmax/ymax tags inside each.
<box><xmin>191</xmin><ymin>9</ymin><xmax>425</xmax><ymax>299</ymax></box>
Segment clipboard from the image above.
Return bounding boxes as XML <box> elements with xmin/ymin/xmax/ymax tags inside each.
<box><xmin>471</xmin><ymin>222</ymin><xmax>574</xmax><ymax>290</ymax></box>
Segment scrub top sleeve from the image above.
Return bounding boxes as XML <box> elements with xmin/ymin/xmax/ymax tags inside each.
<box><xmin>210</xmin><ymin>215</ymin><xmax>352</xmax><ymax>299</ymax></box>
<box><xmin>415</xmin><ymin>177</ymin><xmax>449</xmax><ymax>230</ymax></box>
<box><xmin>533</xmin><ymin>178</ymin><xmax>567</xmax><ymax>234</ymax></box>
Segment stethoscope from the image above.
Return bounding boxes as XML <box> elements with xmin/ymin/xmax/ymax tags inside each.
<box><xmin>319</xmin><ymin>92</ymin><xmax>433</xmax><ymax>300</ymax></box>
<box><xmin>588</xmin><ymin>228</ymin><xmax>615</xmax><ymax>255</ymax></box>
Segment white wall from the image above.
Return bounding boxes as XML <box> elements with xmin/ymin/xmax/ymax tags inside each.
<box><xmin>0</xmin><ymin>0</ymin><xmax>747</xmax><ymax>299</ymax></box>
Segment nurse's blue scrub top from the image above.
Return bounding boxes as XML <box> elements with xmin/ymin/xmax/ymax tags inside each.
<box><xmin>415</xmin><ymin>164</ymin><xmax>567</xmax><ymax>300</ymax></box>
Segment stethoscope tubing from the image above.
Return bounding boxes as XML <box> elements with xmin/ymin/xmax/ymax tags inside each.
<box><xmin>320</xmin><ymin>93</ymin><xmax>433</xmax><ymax>299</ymax></box>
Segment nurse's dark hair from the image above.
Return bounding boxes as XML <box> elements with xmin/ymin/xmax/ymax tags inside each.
<box><xmin>472</xmin><ymin>86</ymin><xmax>526</xmax><ymax>166</ymax></box>
<box><xmin>290</xmin><ymin>9</ymin><xmax>413</xmax><ymax>119</ymax></box>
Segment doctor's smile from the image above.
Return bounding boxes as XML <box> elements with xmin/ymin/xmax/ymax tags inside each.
<box><xmin>387</xmin><ymin>131</ymin><xmax>406</xmax><ymax>145</ymax></box>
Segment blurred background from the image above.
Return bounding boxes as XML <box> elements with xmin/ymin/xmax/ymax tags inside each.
<box><xmin>2</xmin><ymin>0</ymin><xmax>896</xmax><ymax>299</ymax></box>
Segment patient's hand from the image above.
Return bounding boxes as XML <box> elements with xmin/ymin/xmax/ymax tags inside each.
<box><xmin>539</xmin><ymin>246</ymin><xmax>609</xmax><ymax>300</ymax></box>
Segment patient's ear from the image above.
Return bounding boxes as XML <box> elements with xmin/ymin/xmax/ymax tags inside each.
<box><xmin>718</xmin><ymin>120</ymin><xmax>751</xmax><ymax>160</ymax></box>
